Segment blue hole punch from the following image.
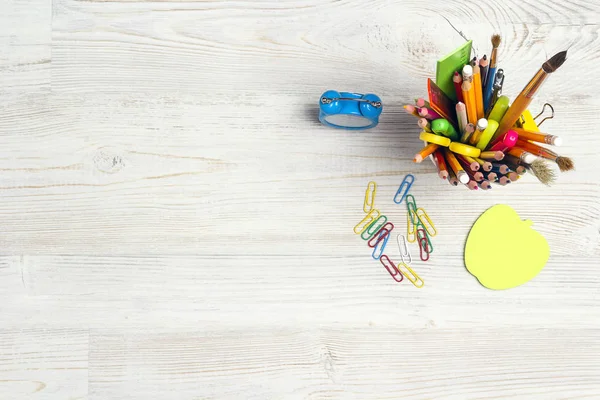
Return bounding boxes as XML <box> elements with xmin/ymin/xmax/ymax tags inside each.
<box><xmin>319</xmin><ymin>90</ymin><xmax>382</xmax><ymax>130</ymax></box>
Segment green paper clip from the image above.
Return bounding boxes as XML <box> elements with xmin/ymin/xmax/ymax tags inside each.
<box><xmin>361</xmin><ymin>215</ymin><xmax>388</xmax><ymax>241</ymax></box>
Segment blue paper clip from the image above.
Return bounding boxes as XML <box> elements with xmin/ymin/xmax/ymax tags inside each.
<box><xmin>371</xmin><ymin>230</ymin><xmax>389</xmax><ymax>260</ymax></box>
<box><xmin>393</xmin><ymin>174</ymin><xmax>415</xmax><ymax>204</ymax></box>
<box><xmin>319</xmin><ymin>90</ymin><xmax>382</xmax><ymax>130</ymax></box>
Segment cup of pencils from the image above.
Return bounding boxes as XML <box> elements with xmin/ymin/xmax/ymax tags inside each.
<box><xmin>406</xmin><ymin>34</ymin><xmax>573</xmax><ymax>190</ymax></box>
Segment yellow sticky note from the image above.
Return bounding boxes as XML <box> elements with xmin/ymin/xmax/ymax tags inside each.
<box><xmin>465</xmin><ymin>205</ymin><xmax>549</xmax><ymax>290</ymax></box>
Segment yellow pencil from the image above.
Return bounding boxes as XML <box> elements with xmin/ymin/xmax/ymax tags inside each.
<box><xmin>462</xmin><ymin>81</ymin><xmax>477</xmax><ymax>125</ymax></box>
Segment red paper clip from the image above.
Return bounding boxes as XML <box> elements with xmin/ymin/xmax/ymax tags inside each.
<box><xmin>417</xmin><ymin>227</ymin><xmax>433</xmax><ymax>254</ymax></box>
<box><xmin>419</xmin><ymin>237</ymin><xmax>430</xmax><ymax>261</ymax></box>
<box><xmin>379</xmin><ymin>255</ymin><xmax>404</xmax><ymax>283</ymax></box>
<box><xmin>367</xmin><ymin>222</ymin><xmax>394</xmax><ymax>248</ymax></box>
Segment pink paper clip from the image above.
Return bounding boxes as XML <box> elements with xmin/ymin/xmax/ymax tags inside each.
<box><xmin>367</xmin><ymin>222</ymin><xmax>394</xmax><ymax>248</ymax></box>
<box><xmin>379</xmin><ymin>255</ymin><xmax>404</xmax><ymax>283</ymax></box>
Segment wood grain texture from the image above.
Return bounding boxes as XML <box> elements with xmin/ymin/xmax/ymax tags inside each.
<box><xmin>2</xmin><ymin>0</ymin><xmax>600</xmax><ymax>398</ymax></box>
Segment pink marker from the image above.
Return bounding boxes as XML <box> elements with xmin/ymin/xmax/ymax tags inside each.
<box><xmin>488</xmin><ymin>130</ymin><xmax>519</xmax><ymax>152</ymax></box>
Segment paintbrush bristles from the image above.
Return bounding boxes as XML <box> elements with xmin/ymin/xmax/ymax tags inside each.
<box><xmin>543</xmin><ymin>50</ymin><xmax>568</xmax><ymax>73</ymax></box>
<box><xmin>491</xmin><ymin>34</ymin><xmax>501</xmax><ymax>48</ymax></box>
<box><xmin>556</xmin><ymin>156</ymin><xmax>574</xmax><ymax>172</ymax></box>
<box><xmin>528</xmin><ymin>159</ymin><xmax>556</xmax><ymax>186</ymax></box>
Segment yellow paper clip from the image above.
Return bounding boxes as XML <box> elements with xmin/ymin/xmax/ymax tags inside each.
<box><xmin>416</xmin><ymin>207</ymin><xmax>437</xmax><ymax>237</ymax></box>
<box><xmin>363</xmin><ymin>181</ymin><xmax>377</xmax><ymax>213</ymax></box>
<box><xmin>354</xmin><ymin>209</ymin><xmax>380</xmax><ymax>234</ymax></box>
<box><xmin>406</xmin><ymin>212</ymin><xmax>417</xmax><ymax>243</ymax></box>
<box><xmin>396</xmin><ymin>262</ymin><xmax>424</xmax><ymax>288</ymax></box>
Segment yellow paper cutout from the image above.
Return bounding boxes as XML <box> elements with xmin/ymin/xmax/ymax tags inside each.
<box><xmin>465</xmin><ymin>204</ymin><xmax>549</xmax><ymax>290</ymax></box>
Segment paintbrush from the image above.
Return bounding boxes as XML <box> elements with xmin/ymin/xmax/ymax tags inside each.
<box><xmin>527</xmin><ymin>159</ymin><xmax>556</xmax><ymax>186</ymax></box>
<box><xmin>515</xmin><ymin>139</ymin><xmax>574</xmax><ymax>172</ymax></box>
<box><xmin>495</xmin><ymin>50</ymin><xmax>568</xmax><ymax>139</ymax></box>
<box><xmin>483</xmin><ymin>34</ymin><xmax>501</xmax><ymax>111</ymax></box>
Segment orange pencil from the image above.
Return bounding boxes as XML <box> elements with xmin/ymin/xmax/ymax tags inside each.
<box><xmin>473</xmin><ymin>63</ymin><xmax>485</xmax><ymax>120</ymax></box>
<box><xmin>413</xmin><ymin>143</ymin><xmax>439</xmax><ymax>163</ymax></box>
<box><xmin>433</xmin><ymin>150</ymin><xmax>449</xmax><ymax>180</ymax></box>
<box><xmin>444</xmin><ymin>149</ymin><xmax>469</xmax><ymax>184</ymax></box>
<box><xmin>512</xmin><ymin>127</ymin><xmax>562</xmax><ymax>146</ymax></box>
<box><xmin>508</xmin><ymin>147</ymin><xmax>537</xmax><ymax>164</ymax></box>
<box><xmin>462</xmin><ymin>80</ymin><xmax>478</xmax><ymax>125</ymax></box>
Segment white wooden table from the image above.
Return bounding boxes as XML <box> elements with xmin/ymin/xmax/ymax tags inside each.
<box><xmin>2</xmin><ymin>0</ymin><xmax>600</xmax><ymax>398</ymax></box>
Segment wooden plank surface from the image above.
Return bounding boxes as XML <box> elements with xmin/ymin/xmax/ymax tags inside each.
<box><xmin>1</xmin><ymin>0</ymin><xmax>600</xmax><ymax>398</ymax></box>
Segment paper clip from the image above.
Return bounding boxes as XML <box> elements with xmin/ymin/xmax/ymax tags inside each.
<box><xmin>419</xmin><ymin>237</ymin><xmax>430</xmax><ymax>261</ymax></box>
<box><xmin>416</xmin><ymin>207</ymin><xmax>437</xmax><ymax>237</ymax></box>
<box><xmin>397</xmin><ymin>234</ymin><xmax>412</xmax><ymax>264</ymax></box>
<box><xmin>361</xmin><ymin>215</ymin><xmax>388</xmax><ymax>241</ymax></box>
<box><xmin>354</xmin><ymin>209</ymin><xmax>380</xmax><ymax>234</ymax></box>
<box><xmin>533</xmin><ymin>103</ymin><xmax>554</xmax><ymax>127</ymax></box>
<box><xmin>417</xmin><ymin>227</ymin><xmax>433</xmax><ymax>254</ymax></box>
<box><xmin>367</xmin><ymin>222</ymin><xmax>394</xmax><ymax>248</ymax></box>
<box><xmin>393</xmin><ymin>174</ymin><xmax>415</xmax><ymax>204</ymax></box>
<box><xmin>407</xmin><ymin>202</ymin><xmax>419</xmax><ymax>226</ymax></box>
<box><xmin>406</xmin><ymin>213</ymin><xmax>417</xmax><ymax>243</ymax></box>
<box><xmin>396</xmin><ymin>262</ymin><xmax>424</xmax><ymax>288</ymax></box>
<box><xmin>372</xmin><ymin>230</ymin><xmax>389</xmax><ymax>260</ymax></box>
<box><xmin>405</xmin><ymin>194</ymin><xmax>417</xmax><ymax>207</ymax></box>
<box><xmin>379</xmin><ymin>255</ymin><xmax>404</xmax><ymax>283</ymax></box>
<box><xmin>363</xmin><ymin>181</ymin><xmax>377</xmax><ymax>213</ymax></box>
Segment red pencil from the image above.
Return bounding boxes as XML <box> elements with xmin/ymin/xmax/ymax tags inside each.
<box><xmin>453</xmin><ymin>71</ymin><xmax>464</xmax><ymax>103</ymax></box>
